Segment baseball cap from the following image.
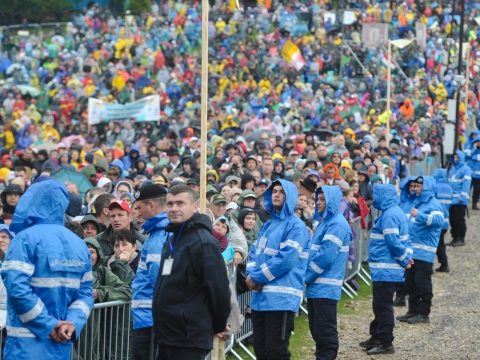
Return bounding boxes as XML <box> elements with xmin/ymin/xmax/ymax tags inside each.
<box><xmin>186</xmin><ymin>178</ymin><xmax>199</xmax><ymax>186</ymax></box>
<box><xmin>108</xmin><ymin>200</ymin><xmax>132</xmax><ymax>214</ymax></box>
<box><xmin>413</xmin><ymin>176</ymin><xmax>424</xmax><ymax>184</ymax></box>
<box><xmin>257</xmin><ymin>178</ymin><xmax>271</xmax><ymax>187</ymax></box>
<box><xmin>134</xmin><ymin>183</ymin><xmax>168</xmax><ymax>202</ymax></box>
<box><xmin>211</xmin><ymin>194</ymin><xmax>227</xmax><ymax>205</ymax></box>
<box><xmin>225</xmin><ymin>175</ymin><xmax>241</xmax><ymax>184</ymax></box>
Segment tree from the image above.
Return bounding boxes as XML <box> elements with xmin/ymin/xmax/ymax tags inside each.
<box><xmin>0</xmin><ymin>0</ymin><xmax>70</xmax><ymax>25</ymax></box>
<box><xmin>125</xmin><ymin>0</ymin><xmax>152</xmax><ymax>15</ymax></box>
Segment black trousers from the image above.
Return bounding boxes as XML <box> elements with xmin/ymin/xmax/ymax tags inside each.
<box><xmin>449</xmin><ymin>204</ymin><xmax>467</xmax><ymax>241</ymax></box>
<box><xmin>472</xmin><ymin>178</ymin><xmax>480</xmax><ymax>204</ymax></box>
<box><xmin>155</xmin><ymin>345</ymin><xmax>208</xmax><ymax>360</ymax></box>
<box><xmin>252</xmin><ymin>310</ymin><xmax>295</xmax><ymax>360</ymax></box>
<box><xmin>133</xmin><ymin>327</ymin><xmax>153</xmax><ymax>360</ymax></box>
<box><xmin>307</xmin><ymin>298</ymin><xmax>338</xmax><ymax>360</ymax></box>
<box><xmin>395</xmin><ymin>280</ymin><xmax>406</xmax><ymax>298</ymax></box>
<box><xmin>405</xmin><ymin>260</ymin><xmax>433</xmax><ymax>316</ymax></box>
<box><xmin>370</xmin><ymin>282</ymin><xmax>397</xmax><ymax>344</ymax></box>
<box><xmin>436</xmin><ymin>229</ymin><xmax>448</xmax><ymax>266</ymax></box>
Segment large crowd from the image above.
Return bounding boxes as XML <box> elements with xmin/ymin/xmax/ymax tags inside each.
<box><xmin>0</xmin><ymin>0</ymin><xmax>479</xmax><ymax>359</ymax></box>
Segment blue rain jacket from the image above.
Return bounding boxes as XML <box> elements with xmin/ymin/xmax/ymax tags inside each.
<box><xmin>1</xmin><ymin>180</ymin><xmax>93</xmax><ymax>360</ymax></box>
<box><xmin>433</xmin><ymin>169</ymin><xmax>453</xmax><ymax>230</ymax></box>
<box><xmin>246</xmin><ymin>179</ymin><xmax>310</xmax><ymax>312</ymax></box>
<box><xmin>368</xmin><ymin>184</ymin><xmax>412</xmax><ymax>282</ymax></box>
<box><xmin>305</xmin><ymin>186</ymin><xmax>352</xmax><ymax>301</ymax></box>
<box><xmin>465</xmin><ymin>137</ymin><xmax>480</xmax><ymax>179</ymax></box>
<box><xmin>410</xmin><ymin>177</ymin><xmax>444</xmax><ymax>263</ymax></box>
<box><xmin>132</xmin><ymin>212</ymin><xmax>169</xmax><ymax>329</ymax></box>
<box><xmin>399</xmin><ymin>176</ymin><xmax>417</xmax><ymax>216</ymax></box>
<box><xmin>448</xmin><ymin>150</ymin><xmax>472</xmax><ymax>205</ymax></box>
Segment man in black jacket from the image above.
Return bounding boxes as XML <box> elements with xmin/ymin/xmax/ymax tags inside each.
<box><xmin>153</xmin><ymin>184</ymin><xmax>230</xmax><ymax>360</ymax></box>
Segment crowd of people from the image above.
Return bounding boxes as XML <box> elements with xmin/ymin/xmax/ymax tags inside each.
<box><xmin>0</xmin><ymin>0</ymin><xmax>479</xmax><ymax>359</ymax></box>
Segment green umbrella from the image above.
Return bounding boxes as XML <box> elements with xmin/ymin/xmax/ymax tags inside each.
<box><xmin>52</xmin><ymin>169</ymin><xmax>93</xmax><ymax>198</ymax></box>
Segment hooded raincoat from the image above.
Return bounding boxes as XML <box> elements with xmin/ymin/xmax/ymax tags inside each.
<box><xmin>448</xmin><ymin>150</ymin><xmax>472</xmax><ymax>206</ymax></box>
<box><xmin>368</xmin><ymin>184</ymin><xmax>412</xmax><ymax>282</ymax></box>
<box><xmin>432</xmin><ymin>169</ymin><xmax>453</xmax><ymax>231</ymax></box>
<box><xmin>246</xmin><ymin>179</ymin><xmax>310</xmax><ymax>312</ymax></box>
<box><xmin>410</xmin><ymin>177</ymin><xmax>444</xmax><ymax>263</ymax></box>
<box><xmin>305</xmin><ymin>185</ymin><xmax>352</xmax><ymax>300</ymax></box>
<box><xmin>1</xmin><ymin>180</ymin><xmax>93</xmax><ymax>360</ymax></box>
<box><xmin>132</xmin><ymin>212</ymin><xmax>169</xmax><ymax>330</ymax></box>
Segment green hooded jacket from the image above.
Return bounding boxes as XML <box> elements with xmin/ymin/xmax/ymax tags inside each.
<box><xmin>85</xmin><ymin>237</ymin><xmax>132</xmax><ymax>303</ymax></box>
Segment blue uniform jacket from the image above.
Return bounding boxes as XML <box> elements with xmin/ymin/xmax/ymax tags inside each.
<box><xmin>368</xmin><ymin>184</ymin><xmax>412</xmax><ymax>282</ymax></box>
<box><xmin>465</xmin><ymin>137</ymin><xmax>480</xmax><ymax>179</ymax></box>
<box><xmin>433</xmin><ymin>168</ymin><xmax>453</xmax><ymax>230</ymax></box>
<box><xmin>448</xmin><ymin>150</ymin><xmax>472</xmax><ymax>206</ymax></box>
<box><xmin>410</xmin><ymin>177</ymin><xmax>444</xmax><ymax>263</ymax></box>
<box><xmin>399</xmin><ymin>176</ymin><xmax>417</xmax><ymax>216</ymax></box>
<box><xmin>305</xmin><ymin>185</ymin><xmax>352</xmax><ymax>301</ymax></box>
<box><xmin>1</xmin><ymin>180</ymin><xmax>93</xmax><ymax>360</ymax></box>
<box><xmin>132</xmin><ymin>212</ymin><xmax>169</xmax><ymax>329</ymax></box>
<box><xmin>246</xmin><ymin>179</ymin><xmax>310</xmax><ymax>312</ymax></box>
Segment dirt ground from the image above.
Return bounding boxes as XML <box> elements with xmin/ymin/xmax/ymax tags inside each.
<box><xmin>336</xmin><ymin>211</ymin><xmax>480</xmax><ymax>359</ymax></box>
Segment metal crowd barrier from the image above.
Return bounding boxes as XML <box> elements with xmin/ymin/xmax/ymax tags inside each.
<box><xmin>72</xmin><ymin>300</ymin><xmax>131</xmax><ymax>360</ymax></box>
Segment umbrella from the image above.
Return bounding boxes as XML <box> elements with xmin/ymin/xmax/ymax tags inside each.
<box><xmin>135</xmin><ymin>76</ymin><xmax>152</xmax><ymax>89</ymax></box>
<box><xmin>33</xmin><ymin>142</ymin><xmax>57</xmax><ymax>152</ymax></box>
<box><xmin>16</xmin><ymin>85</ymin><xmax>40</xmax><ymax>97</ymax></box>
<box><xmin>310</xmin><ymin>129</ymin><xmax>335</xmax><ymax>141</ymax></box>
<box><xmin>52</xmin><ymin>169</ymin><xmax>93</xmax><ymax>198</ymax></box>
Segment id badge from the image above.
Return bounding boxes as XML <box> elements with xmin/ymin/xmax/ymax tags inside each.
<box><xmin>162</xmin><ymin>258</ymin><xmax>174</xmax><ymax>276</ymax></box>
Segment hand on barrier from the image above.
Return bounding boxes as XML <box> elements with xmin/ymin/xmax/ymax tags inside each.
<box><xmin>348</xmin><ymin>261</ymin><xmax>353</xmax><ymax>271</ymax></box>
<box><xmin>50</xmin><ymin>320</ymin><xmax>75</xmax><ymax>343</ymax></box>
<box><xmin>216</xmin><ymin>325</ymin><xmax>231</xmax><ymax>339</ymax></box>
<box><xmin>245</xmin><ymin>276</ymin><xmax>263</xmax><ymax>291</ymax></box>
<box><xmin>406</xmin><ymin>259</ymin><xmax>414</xmax><ymax>270</ymax></box>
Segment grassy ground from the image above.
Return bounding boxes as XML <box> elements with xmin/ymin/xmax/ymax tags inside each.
<box><xmin>228</xmin><ymin>273</ymin><xmax>373</xmax><ymax>359</ymax></box>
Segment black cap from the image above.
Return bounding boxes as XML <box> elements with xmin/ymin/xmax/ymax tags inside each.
<box><xmin>186</xmin><ymin>178</ymin><xmax>199</xmax><ymax>186</ymax></box>
<box><xmin>413</xmin><ymin>176</ymin><xmax>424</xmax><ymax>184</ymax></box>
<box><xmin>300</xmin><ymin>177</ymin><xmax>318</xmax><ymax>193</ymax></box>
<box><xmin>257</xmin><ymin>178</ymin><xmax>271</xmax><ymax>187</ymax></box>
<box><xmin>134</xmin><ymin>183</ymin><xmax>168</xmax><ymax>202</ymax></box>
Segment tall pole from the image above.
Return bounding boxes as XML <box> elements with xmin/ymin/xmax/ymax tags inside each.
<box><xmin>454</xmin><ymin>0</ymin><xmax>465</xmax><ymax>151</ymax></box>
<box><xmin>199</xmin><ymin>0</ymin><xmax>209</xmax><ymax>213</ymax></box>
<box><xmin>464</xmin><ymin>45</ymin><xmax>474</xmax><ymax>130</ymax></box>
<box><xmin>386</xmin><ymin>40</ymin><xmax>392</xmax><ymax>144</ymax></box>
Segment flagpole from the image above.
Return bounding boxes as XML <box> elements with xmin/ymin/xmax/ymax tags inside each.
<box><xmin>386</xmin><ymin>40</ymin><xmax>392</xmax><ymax>144</ymax></box>
<box><xmin>199</xmin><ymin>0</ymin><xmax>209</xmax><ymax>213</ymax></box>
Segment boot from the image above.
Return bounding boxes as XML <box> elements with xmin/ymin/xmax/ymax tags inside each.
<box><xmin>406</xmin><ymin>314</ymin><xmax>430</xmax><ymax>324</ymax></box>
<box><xmin>451</xmin><ymin>239</ymin><xmax>465</xmax><ymax>247</ymax></box>
<box><xmin>435</xmin><ymin>264</ymin><xmax>450</xmax><ymax>273</ymax></box>
<box><xmin>367</xmin><ymin>343</ymin><xmax>395</xmax><ymax>355</ymax></box>
<box><xmin>447</xmin><ymin>238</ymin><xmax>460</xmax><ymax>246</ymax></box>
<box><xmin>359</xmin><ymin>336</ymin><xmax>380</xmax><ymax>350</ymax></box>
<box><xmin>396</xmin><ymin>311</ymin><xmax>416</xmax><ymax>322</ymax></box>
<box><xmin>393</xmin><ymin>296</ymin><xmax>406</xmax><ymax>307</ymax></box>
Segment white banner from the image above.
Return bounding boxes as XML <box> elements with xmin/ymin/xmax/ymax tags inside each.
<box><xmin>88</xmin><ymin>95</ymin><xmax>160</xmax><ymax>125</ymax></box>
<box><xmin>362</xmin><ymin>23</ymin><xmax>388</xmax><ymax>49</ymax></box>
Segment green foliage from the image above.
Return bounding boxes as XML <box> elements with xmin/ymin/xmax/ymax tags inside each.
<box><xmin>0</xmin><ymin>0</ymin><xmax>70</xmax><ymax>25</ymax></box>
<box><xmin>125</xmin><ymin>0</ymin><xmax>152</xmax><ymax>15</ymax></box>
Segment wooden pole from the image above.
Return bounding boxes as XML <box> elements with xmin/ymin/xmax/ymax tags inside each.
<box><xmin>464</xmin><ymin>45</ymin><xmax>474</xmax><ymax>130</ymax></box>
<box><xmin>199</xmin><ymin>0</ymin><xmax>209</xmax><ymax>213</ymax></box>
<box><xmin>386</xmin><ymin>40</ymin><xmax>392</xmax><ymax>144</ymax></box>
